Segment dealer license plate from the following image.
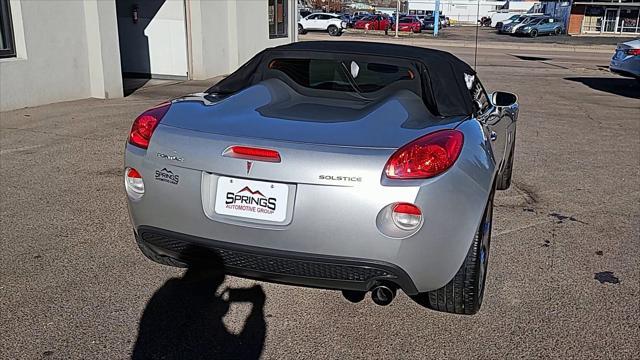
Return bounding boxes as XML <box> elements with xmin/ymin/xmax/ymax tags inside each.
<box><xmin>214</xmin><ymin>176</ymin><xmax>288</xmax><ymax>222</ymax></box>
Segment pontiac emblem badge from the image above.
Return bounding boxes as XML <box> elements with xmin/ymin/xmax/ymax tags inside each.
<box><xmin>246</xmin><ymin>161</ymin><xmax>253</xmax><ymax>174</ymax></box>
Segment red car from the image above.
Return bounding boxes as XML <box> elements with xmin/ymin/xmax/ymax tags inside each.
<box><xmin>395</xmin><ymin>17</ymin><xmax>422</xmax><ymax>33</ymax></box>
<box><xmin>354</xmin><ymin>15</ymin><xmax>391</xmax><ymax>30</ymax></box>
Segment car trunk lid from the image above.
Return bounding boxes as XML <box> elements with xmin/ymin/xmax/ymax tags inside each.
<box><xmin>160</xmin><ymin>81</ymin><xmax>465</xmax><ymax>149</ymax></box>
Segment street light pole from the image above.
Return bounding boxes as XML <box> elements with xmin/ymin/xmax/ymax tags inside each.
<box><xmin>433</xmin><ymin>0</ymin><xmax>440</xmax><ymax>37</ymax></box>
<box><xmin>395</xmin><ymin>0</ymin><xmax>400</xmax><ymax>37</ymax></box>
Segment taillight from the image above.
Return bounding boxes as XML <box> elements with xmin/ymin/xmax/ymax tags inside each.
<box><xmin>392</xmin><ymin>203</ymin><xmax>422</xmax><ymax>230</ymax></box>
<box><xmin>224</xmin><ymin>145</ymin><xmax>281</xmax><ymax>162</ymax></box>
<box><xmin>125</xmin><ymin>167</ymin><xmax>144</xmax><ymax>199</ymax></box>
<box><xmin>128</xmin><ymin>102</ymin><xmax>171</xmax><ymax>149</ymax></box>
<box><xmin>627</xmin><ymin>48</ymin><xmax>640</xmax><ymax>56</ymax></box>
<box><xmin>385</xmin><ymin>129</ymin><xmax>464</xmax><ymax>179</ymax></box>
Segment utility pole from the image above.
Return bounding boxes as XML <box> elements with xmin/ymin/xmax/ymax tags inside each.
<box><xmin>433</xmin><ymin>0</ymin><xmax>440</xmax><ymax>37</ymax></box>
<box><xmin>395</xmin><ymin>0</ymin><xmax>400</xmax><ymax>37</ymax></box>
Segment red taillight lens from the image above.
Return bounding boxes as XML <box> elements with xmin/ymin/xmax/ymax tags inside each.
<box><xmin>393</xmin><ymin>203</ymin><xmax>422</xmax><ymax>215</ymax></box>
<box><xmin>126</xmin><ymin>168</ymin><xmax>142</xmax><ymax>179</ymax></box>
<box><xmin>385</xmin><ymin>129</ymin><xmax>464</xmax><ymax>179</ymax></box>
<box><xmin>627</xmin><ymin>48</ymin><xmax>640</xmax><ymax>56</ymax></box>
<box><xmin>226</xmin><ymin>146</ymin><xmax>281</xmax><ymax>162</ymax></box>
<box><xmin>128</xmin><ymin>103</ymin><xmax>171</xmax><ymax>149</ymax></box>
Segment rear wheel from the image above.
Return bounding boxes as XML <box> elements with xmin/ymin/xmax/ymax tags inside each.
<box><xmin>412</xmin><ymin>193</ymin><xmax>494</xmax><ymax>315</ymax></box>
<box><xmin>553</xmin><ymin>27</ymin><xmax>561</xmax><ymax>35</ymax></box>
<box><xmin>530</xmin><ymin>29</ymin><xmax>538</xmax><ymax>38</ymax></box>
<box><xmin>298</xmin><ymin>24</ymin><xmax>307</xmax><ymax>35</ymax></box>
<box><xmin>328</xmin><ymin>25</ymin><xmax>340</xmax><ymax>36</ymax></box>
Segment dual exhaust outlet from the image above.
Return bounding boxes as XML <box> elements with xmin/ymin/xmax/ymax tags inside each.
<box><xmin>342</xmin><ymin>283</ymin><xmax>397</xmax><ymax>306</ymax></box>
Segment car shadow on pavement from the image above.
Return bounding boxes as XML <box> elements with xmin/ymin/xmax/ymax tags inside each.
<box><xmin>131</xmin><ymin>263</ymin><xmax>266</xmax><ymax>360</ymax></box>
<box><xmin>564</xmin><ymin>77</ymin><xmax>640</xmax><ymax>99</ymax></box>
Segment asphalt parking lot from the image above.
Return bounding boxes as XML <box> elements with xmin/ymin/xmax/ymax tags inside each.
<box><xmin>1</xmin><ymin>35</ymin><xmax>639</xmax><ymax>359</ymax></box>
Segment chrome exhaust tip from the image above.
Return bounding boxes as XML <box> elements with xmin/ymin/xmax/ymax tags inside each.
<box><xmin>371</xmin><ymin>284</ymin><xmax>396</xmax><ymax>306</ymax></box>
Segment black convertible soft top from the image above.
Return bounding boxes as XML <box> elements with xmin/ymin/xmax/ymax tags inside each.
<box><xmin>206</xmin><ymin>41</ymin><xmax>476</xmax><ymax>117</ymax></box>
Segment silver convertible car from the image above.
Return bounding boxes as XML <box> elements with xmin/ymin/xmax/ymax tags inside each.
<box><xmin>125</xmin><ymin>41</ymin><xmax>518</xmax><ymax>314</ymax></box>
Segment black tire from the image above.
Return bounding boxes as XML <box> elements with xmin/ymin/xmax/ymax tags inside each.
<box><xmin>328</xmin><ymin>25</ymin><xmax>340</xmax><ymax>36</ymax></box>
<box><xmin>553</xmin><ymin>27</ymin><xmax>561</xmax><ymax>35</ymax></box>
<box><xmin>412</xmin><ymin>193</ymin><xmax>494</xmax><ymax>315</ymax></box>
<box><xmin>136</xmin><ymin>235</ymin><xmax>188</xmax><ymax>268</ymax></box>
<box><xmin>530</xmin><ymin>29</ymin><xmax>538</xmax><ymax>38</ymax></box>
<box><xmin>496</xmin><ymin>130</ymin><xmax>516</xmax><ymax>190</ymax></box>
<box><xmin>413</xmin><ymin>28</ymin><xmax>421</xmax><ymax>33</ymax></box>
<box><xmin>298</xmin><ymin>24</ymin><xmax>306</xmax><ymax>35</ymax></box>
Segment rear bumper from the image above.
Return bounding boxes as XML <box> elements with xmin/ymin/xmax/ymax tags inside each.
<box><xmin>137</xmin><ymin>226</ymin><xmax>419</xmax><ymax>295</ymax></box>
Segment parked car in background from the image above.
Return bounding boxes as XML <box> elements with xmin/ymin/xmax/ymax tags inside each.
<box><xmin>493</xmin><ymin>12</ymin><xmax>544</xmax><ymax>28</ymax></box>
<box><xmin>348</xmin><ymin>14</ymin><xmax>366</xmax><ymax>28</ymax></box>
<box><xmin>610</xmin><ymin>39</ymin><xmax>640</xmax><ymax>79</ymax></box>
<box><xmin>500</xmin><ymin>15</ymin><xmax>541</xmax><ymax>34</ymax></box>
<box><xmin>416</xmin><ymin>15</ymin><xmax>428</xmax><ymax>26</ymax></box>
<box><xmin>395</xmin><ymin>16</ymin><xmax>422</xmax><ymax>33</ymax></box>
<box><xmin>354</xmin><ymin>14</ymin><xmax>392</xmax><ymax>31</ymax></box>
<box><xmin>352</xmin><ymin>11</ymin><xmax>370</xmax><ymax>17</ymax></box>
<box><xmin>515</xmin><ymin>17</ymin><xmax>564</xmax><ymax>37</ymax></box>
<box><xmin>495</xmin><ymin>14</ymin><xmax>521</xmax><ymax>30</ymax></box>
<box><xmin>298</xmin><ymin>13</ymin><xmax>347</xmax><ymax>36</ymax></box>
<box><xmin>439</xmin><ymin>15</ymin><xmax>448</xmax><ymax>28</ymax></box>
<box><xmin>490</xmin><ymin>11</ymin><xmax>523</xmax><ymax>27</ymax></box>
<box><xmin>422</xmin><ymin>16</ymin><xmax>436</xmax><ymax>30</ymax></box>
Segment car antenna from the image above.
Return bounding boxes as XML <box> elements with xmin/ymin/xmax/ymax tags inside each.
<box><xmin>474</xmin><ymin>0</ymin><xmax>480</xmax><ymax>70</ymax></box>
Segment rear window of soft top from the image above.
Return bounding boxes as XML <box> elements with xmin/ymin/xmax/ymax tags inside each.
<box><xmin>268</xmin><ymin>58</ymin><xmax>414</xmax><ymax>93</ymax></box>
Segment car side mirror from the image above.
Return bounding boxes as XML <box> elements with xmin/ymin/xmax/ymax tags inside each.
<box><xmin>491</xmin><ymin>91</ymin><xmax>517</xmax><ymax>108</ymax></box>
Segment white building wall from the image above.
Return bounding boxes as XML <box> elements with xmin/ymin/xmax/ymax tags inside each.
<box><xmin>85</xmin><ymin>0</ymin><xmax>124</xmax><ymax>98</ymax></box>
<box><xmin>116</xmin><ymin>0</ymin><xmax>188</xmax><ymax>78</ymax></box>
<box><xmin>0</xmin><ymin>0</ymin><xmax>295</xmax><ymax>111</ymax></box>
<box><xmin>189</xmin><ymin>0</ymin><xmax>232</xmax><ymax>79</ymax></box>
<box><xmin>0</xmin><ymin>0</ymin><xmax>123</xmax><ymax>111</ymax></box>
<box><xmin>190</xmin><ymin>0</ymin><xmax>296</xmax><ymax>79</ymax></box>
<box><xmin>408</xmin><ymin>0</ymin><xmax>507</xmax><ymax>23</ymax></box>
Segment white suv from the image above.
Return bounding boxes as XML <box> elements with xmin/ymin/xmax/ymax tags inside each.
<box><xmin>298</xmin><ymin>13</ymin><xmax>346</xmax><ymax>36</ymax></box>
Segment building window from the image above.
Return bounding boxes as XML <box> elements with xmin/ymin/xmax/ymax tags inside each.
<box><xmin>269</xmin><ymin>0</ymin><xmax>287</xmax><ymax>38</ymax></box>
<box><xmin>582</xmin><ymin>6</ymin><xmax>604</xmax><ymax>32</ymax></box>
<box><xmin>619</xmin><ymin>8</ymin><xmax>640</xmax><ymax>33</ymax></box>
<box><xmin>0</xmin><ymin>0</ymin><xmax>16</xmax><ymax>58</ymax></box>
